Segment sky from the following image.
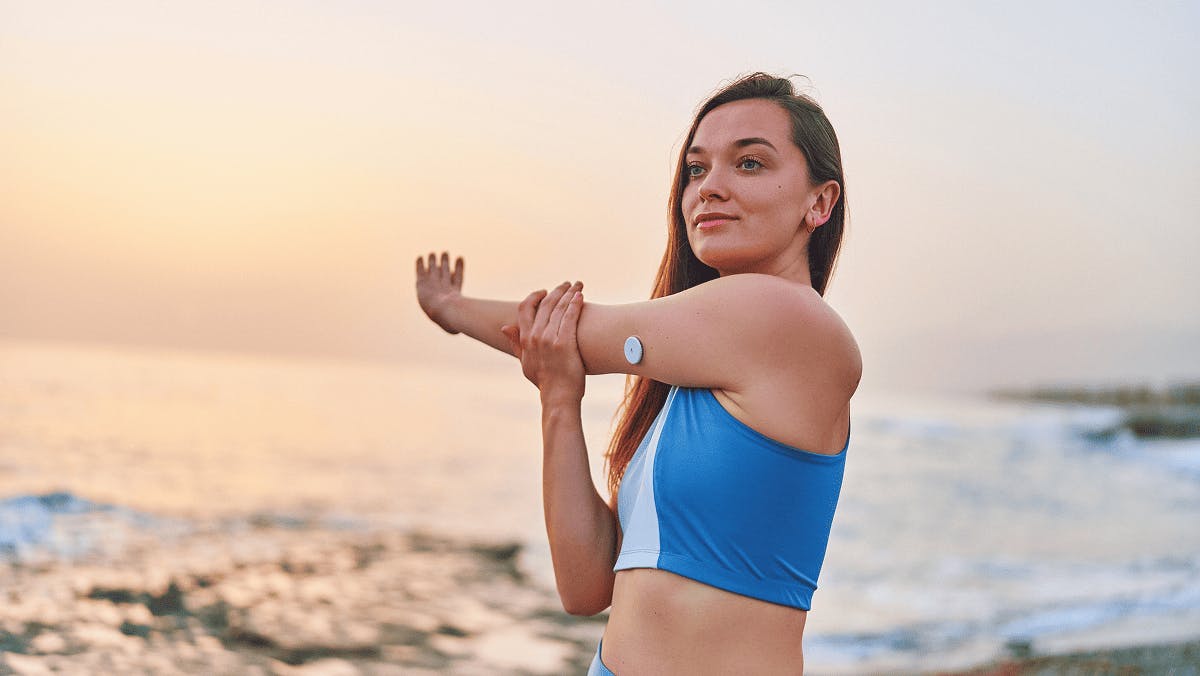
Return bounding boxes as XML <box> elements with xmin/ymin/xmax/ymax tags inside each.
<box><xmin>2</xmin><ymin>0</ymin><xmax>1198</xmax><ymax>395</ymax></box>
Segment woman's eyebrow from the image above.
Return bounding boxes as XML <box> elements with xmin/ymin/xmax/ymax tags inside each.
<box><xmin>687</xmin><ymin>137</ymin><xmax>778</xmax><ymax>155</ymax></box>
<box><xmin>734</xmin><ymin>137</ymin><xmax>777</xmax><ymax>151</ymax></box>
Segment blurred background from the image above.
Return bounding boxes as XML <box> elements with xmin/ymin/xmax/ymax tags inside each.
<box><xmin>2</xmin><ymin>1</ymin><xmax>1198</xmax><ymax>673</ymax></box>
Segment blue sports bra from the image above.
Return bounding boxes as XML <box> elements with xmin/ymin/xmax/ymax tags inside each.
<box><xmin>614</xmin><ymin>386</ymin><xmax>848</xmax><ymax>610</ymax></box>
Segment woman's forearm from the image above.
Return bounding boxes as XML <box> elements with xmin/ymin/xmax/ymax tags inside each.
<box><xmin>541</xmin><ymin>402</ymin><xmax>618</xmax><ymax>616</ymax></box>
<box><xmin>440</xmin><ymin>295</ymin><xmax>521</xmax><ymax>357</ymax></box>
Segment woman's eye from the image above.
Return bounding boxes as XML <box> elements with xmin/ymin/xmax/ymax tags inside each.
<box><xmin>738</xmin><ymin>159</ymin><xmax>763</xmax><ymax>171</ymax></box>
<box><xmin>687</xmin><ymin>164</ymin><xmax>705</xmax><ymax>179</ymax></box>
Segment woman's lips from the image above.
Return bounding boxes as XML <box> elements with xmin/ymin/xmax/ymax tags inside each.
<box><xmin>696</xmin><ymin>218</ymin><xmax>735</xmax><ymax>230</ymax></box>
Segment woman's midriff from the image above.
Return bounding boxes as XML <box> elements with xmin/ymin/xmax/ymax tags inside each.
<box><xmin>602</xmin><ymin>568</ymin><xmax>807</xmax><ymax>675</ymax></box>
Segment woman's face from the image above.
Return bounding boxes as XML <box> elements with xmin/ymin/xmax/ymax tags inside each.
<box><xmin>681</xmin><ymin>98</ymin><xmax>821</xmax><ymax>277</ymax></box>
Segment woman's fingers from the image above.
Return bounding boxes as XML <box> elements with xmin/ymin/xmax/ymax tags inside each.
<box><xmin>548</xmin><ymin>281</ymin><xmax>582</xmax><ymax>338</ymax></box>
<box><xmin>438</xmin><ymin>252</ymin><xmax>451</xmax><ymax>283</ymax></box>
<box><xmin>531</xmin><ymin>281</ymin><xmax>570</xmax><ymax>339</ymax></box>
<box><xmin>507</xmin><ymin>282</ymin><xmax>585</xmax><ymax>392</ymax></box>
<box><xmin>560</xmin><ymin>289</ymin><xmax>583</xmax><ymax>345</ymax></box>
<box><xmin>416</xmin><ymin>251</ymin><xmax>465</xmax><ymax>287</ymax></box>
<box><xmin>517</xmin><ymin>289</ymin><xmax>545</xmax><ymax>338</ymax></box>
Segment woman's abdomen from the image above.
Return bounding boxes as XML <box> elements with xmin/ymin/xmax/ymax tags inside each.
<box><xmin>602</xmin><ymin>568</ymin><xmax>807</xmax><ymax>675</ymax></box>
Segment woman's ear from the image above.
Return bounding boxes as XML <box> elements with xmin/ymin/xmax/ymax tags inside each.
<box><xmin>809</xmin><ymin>179</ymin><xmax>841</xmax><ymax>228</ymax></box>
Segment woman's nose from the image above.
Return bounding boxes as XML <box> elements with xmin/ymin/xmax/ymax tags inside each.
<box><xmin>698</xmin><ymin>168</ymin><xmax>729</xmax><ymax>201</ymax></box>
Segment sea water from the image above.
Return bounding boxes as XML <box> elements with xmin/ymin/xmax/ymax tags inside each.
<box><xmin>1</xmin><ymin>340</ymin><xmax>1197</xmax><ymax>673</ymax></box>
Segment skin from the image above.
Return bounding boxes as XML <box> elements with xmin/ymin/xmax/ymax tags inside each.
<box><xmin>415</xmin><ymin>98</ymin><xmax>861</xmax><ymax>674</ymax></box>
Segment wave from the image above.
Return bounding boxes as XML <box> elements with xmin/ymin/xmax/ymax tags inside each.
<box><xmin>0</xmin><ymin>491</ymin><xmax>155</xmax><ymax>563</ymax></box>
<box><xmin>807</xmin><ymin>555</ymin><xmax>1200</xmax><ymax>671</ymax></box>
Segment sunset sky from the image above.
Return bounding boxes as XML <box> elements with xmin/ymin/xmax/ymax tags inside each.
<box><xmin>2</xmin><ymin>0</ymin><xmax>1197</xmax><ymax>394</ymax></box>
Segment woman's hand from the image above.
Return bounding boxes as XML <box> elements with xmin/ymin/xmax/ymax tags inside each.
<box><xmin>501</xmin><ymin>281</ymin><xmax>586</xmax><ymax>406</ymax></box>
<box><xmin>415</xmin><ymin>252</ymin><xmax>464</xmax><ymax>334</ymax></box>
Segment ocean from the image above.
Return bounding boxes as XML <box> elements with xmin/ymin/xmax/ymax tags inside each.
<box><xmin>2</xmin><ymin>339</ymin><xmax>1198</xmax><ymax>673</ymax></box>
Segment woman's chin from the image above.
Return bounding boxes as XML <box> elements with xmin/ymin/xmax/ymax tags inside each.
<box><xmin>693</xmin><ymin>247</ymin><xmax>746</xmax><ymax>275</ymax></box>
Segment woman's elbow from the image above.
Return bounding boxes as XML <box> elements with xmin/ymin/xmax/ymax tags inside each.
<box><xmin>560</xmin><ymin>594</ymin><xmax>610</xmax><ymax>617</ymax></box>
<box><xmin>556</xmin><ymin>580</ymin><xmax>613</xmax><ymax>616</ymax></box>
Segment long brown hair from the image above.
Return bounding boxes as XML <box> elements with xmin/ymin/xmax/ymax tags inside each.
<box><xmin>604</xmin><ymin>73</ymin><xmax>848</xmax><ymax>507</ymax></box>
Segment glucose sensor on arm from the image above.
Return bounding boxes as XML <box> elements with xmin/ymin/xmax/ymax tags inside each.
<box><xmin>624</xmin><ymin>336</ymin><xmax>644</xmax><ymax>365</ymax></box>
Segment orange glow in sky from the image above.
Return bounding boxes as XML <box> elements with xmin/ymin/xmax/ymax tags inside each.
<box><xmin>2</xmin><ymin>0</ymin><xmax>1197</xmax><ymax>393</ymax></box>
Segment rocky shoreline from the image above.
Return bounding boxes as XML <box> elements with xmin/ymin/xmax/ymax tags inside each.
<box><xmin>945</xmin><ymin>638</ymin><xmax>1200</xmax><ymax>675</ymax></box>
<box><xmin>0</xmin><ymin>523</ymin><xmax>604</xmax><ymax>675</ymax></box>
<box><xmin>3</xmin><ymin>516</ymin><xmax>1196</xmax><ymax>674</ymax></box>
<box><xmin>990</xmin><ymin>380</ymin><xmax>1200</xmax><ymax>439</ymax></box>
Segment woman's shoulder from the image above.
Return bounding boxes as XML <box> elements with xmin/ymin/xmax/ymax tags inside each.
<box><xmin>733</xmin><ymin>274</ymin><xmax>860</xmax><ymax>393</ymax></box>
<box><xmin>703</xmin><ymin>274</ymin><xmax>856</xmax><ymax>343</ymax></box>
<box><xmin>690</xmin><ymin>273</ymin><xmax>824</xmax><ymax>322</ymax></box>
<box><xmin>693</xmin><ymin>273</ymin><xmax>861</xmax><ymax>394</ymax></box>
<box><xmin>798</xmin><ymin>288</ymin><xmax>861</xmax><ymax>397</ymax></box>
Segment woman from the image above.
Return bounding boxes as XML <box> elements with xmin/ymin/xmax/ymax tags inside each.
<box><xmin>415</xmin><ymin>73</ymin><xmax>860</xmax><ymax>675</ymax></box>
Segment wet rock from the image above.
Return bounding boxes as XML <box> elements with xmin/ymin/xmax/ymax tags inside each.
<box><xmin>1124</xmin><ymin>404</ymin><xmax>1200</xmax><ymax>438</ymax></box>
<box><xmin>991</xmin><ymin>380</ymin><xmax>1200</xmax><ymax>439</ymax></box>
<box><xmin>1005</xmin><ymin>636</ymin><xmax>1034</xmax><ymax>658</ymax></box>
<box><xmin>118</xmin><ymin>620</ymin><xmax>152</xmax><ymax>639</ymax></box>
<box><xmin>378</xmin><ymin>620</ymin><xmax>432</xmax><ymax>646</ymax></box>
<box><xmin>147</xmin><ymin>580</ymin><xmax>185</xmax><ymax>616</ymax></box>
<box><xmin>87</xmin><ymin>587</ymin><xmax>139</xmax><ymax>604</ymax></box>
<box><xmin>435</xmin><ymin>623</ymin><xmax>470</xmax><ymax>638</ymax></box>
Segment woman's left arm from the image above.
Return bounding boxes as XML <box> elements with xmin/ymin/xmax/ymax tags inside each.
<box><xmin>416</xmin><ymin>252</ymin><xmax>537</xmax><ymax>357</ymax></box>
<box><xmin>573</xmin><ymin>273</ymin><xmax>832</xmax><ymax>392</ymax></box>
<box><xmin>417</xmin><ymin>252</ymin><xmax>838</xmax><ymax>392</ymax></box>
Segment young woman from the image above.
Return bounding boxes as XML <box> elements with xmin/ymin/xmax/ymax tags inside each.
<box><xmin>415</xmin><ymin>73</ymin><xmax>860</xmax><ymax>675</ymax></box>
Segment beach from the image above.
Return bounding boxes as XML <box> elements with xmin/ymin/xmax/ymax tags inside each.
<box><xmin>2</xmin><ymin>340</ymin><xmax>1197</xmax><ymax>673</ymax></box>
<box><xmin>1</xmin><ymin>514</ymin><xmax>605</xmax><ymax>675</ymax></box>
<box><xmin>4</xmin><ymin>512</ymin><xmax>1197</xmax><ymax>675</ymax></box>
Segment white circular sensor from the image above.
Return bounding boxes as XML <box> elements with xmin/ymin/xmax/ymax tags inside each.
<box><xmin>624</xmin><ymin>336</ymin><xmax>644</xmax><ymax>365</ymax></box>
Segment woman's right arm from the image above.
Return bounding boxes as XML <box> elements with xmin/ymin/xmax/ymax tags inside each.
<box><xmin>507</xmin><ymin>282</ymin><xmax>620</xmax><ymax>616</ymax></box>
<box><xmin>540</xmin><ymin>397</ymin><xmax>620</xmax><ymax>615</ymax></box>
<box><xmin>418</xmin><ymin>254</ymin><xmax>618</xmax><ymax>612</ymax></box>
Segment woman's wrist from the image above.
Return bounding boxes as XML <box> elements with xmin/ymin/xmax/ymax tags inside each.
<box><xmin>540</xmin><ymin>391</ymin><xmax>584</xmax><ymax>416</ymax></box>
<box><xmin>432</xmin><ymin>293</ymin><xmax>464</xmax><ymax>334</ymax></box>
